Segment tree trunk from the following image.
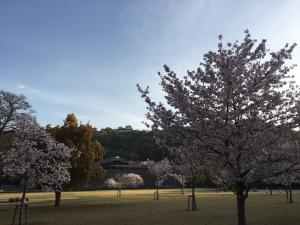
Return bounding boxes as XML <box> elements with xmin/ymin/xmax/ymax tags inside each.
<box><xmin>54</xmin><ymin>191</ymin><xmax>61</xmax><ymax>207</ymax></box>
<box><xmin>156</xmin><ymin>186</ymin><xmax>159</xmax><ymax>200</ymax></box>
<box><xmin>286</xmin><ymin>189</ymin><xmax>289</xmax><ymax>203</ymax></box>
<box><xmin>19</xmin><ymin>179</ymin><xmax>27</xmax><ymax>225</ymax></box>
<box><xmin>236</xmin><ymin>194</ymin><xmax>246</xmax><ymax>225</ymax></box>
<box><xmin>269</xmin><ymin>187</ymin><xmax>272</xmax><ymax>195</ymax></box>
<box><xmin>181</xmin><ymin>186</ymin><xmax>184</xmax><ymax>196</ymax></box>
<box><xmin>191</xmin><ymin>177</ymin><xmax>196</xmax><ymax>210</ymax></box>
<box><xmin>117</xmin><ymin>188</ymin><xmax>121</xmax><ymax>197</ymax></box>
<box><xmin>289</xmin><ymin>186</ymin><xmax>293</xmax><ymax>203</ymax></box>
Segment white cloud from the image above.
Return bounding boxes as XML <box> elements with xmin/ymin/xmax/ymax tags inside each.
<box><xmin>17</xmin><ymin>84</ymin><xmax>40</xmax><ymax>94</ymax></box>
<box><xmin>14</xmin><ymin>84</ymin><xmax>147</xmax><ymax>129</ymax></box>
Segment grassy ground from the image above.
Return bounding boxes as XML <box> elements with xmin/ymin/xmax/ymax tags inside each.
<box><xmin>0</xmin><ymin>189</ymin><xmax>299</xmax><ymax>225</ymax></box>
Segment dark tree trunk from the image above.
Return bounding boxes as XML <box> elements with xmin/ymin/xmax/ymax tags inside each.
<box><xmin>286</xmin><ymin>189</ymin><xmax>289</xmax><ymax>203</ymax></box>
<box><xmin>19</xmin><ymin>179</ymin><xmax>27</xmax><ymax>225</ymax></box>
<box><xmin>181</xmin><ymin>186</ymin><xmax>184</xmax><ymax>196</ymax></box>
<box><xmin>289</xmin><ymin>186</ymin><xmax>293</xmax><ymax>203</ymax></box>
<box><xmin>191</xmin><ymin>176</ymin><xmax>196</xmax><ymax>210</ymax></box>
<box><xmin>156</xmin><ymin>186</ymin><xmax>159</xmax><ymax>200</ymax></box>
<box><xmin>236</xmin><ymin>186</ymin><xmax>247</xmax><ymax>225</ymax></box>
<box><xmin>54</xmin><ymin>191</ymin><xmax>61</xmax><ymax>207</ymax></box>
<box><xmin>269</xmin><ymin>187</ymin><xmax>272</xmax><ymax>195</ymax></box>
<box><xmin>237</xmin><ymin>195</ymin><xmax>246</xmax><ymax>225</ymax></box>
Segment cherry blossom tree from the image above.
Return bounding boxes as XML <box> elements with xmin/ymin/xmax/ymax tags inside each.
<box><xmin>105</xmin><ymin>178</ymin><xmax>118</xmax><ymax>188</ymax></box>
<box><xmin>263</xmin><ymin>141</ymin><xmax>300</xmax><ymax>203</ymax></box>
<box><xmin>171</xmin><ymin>142</ymin><xmax>203</xmax><ymax>210</ymax></box>
<box><xmin>265</xmin><ymin>171</ymin><xmax>300</xmax><ymax>203</ymax></box>
<box><xmin>105</xmin><ymin>173</ymin><xmax>144</xmax><ymax>197</ymax></box>
<box><xmin>138</xmin><ymin>30</ymin><xmax>300</xmax><ymax>225</ymax></box>
<box><xmin>143</xmin><ymin>158</ymin><xmax>172</xmax><ymax>200</ymax></box>
<box><xmin>172</xmin><ymin>174</ymin><xmax>187</xmax><ymax>195</ymax></box>
<box><xmin>121</xmin><ymin>173</ymin><xmax>144</xmax><ymax>188</ymax></box>
<box><xmin>276</xmin><ymin>172</ymin><xmax>300</xmax><ymax>203</ymax></box>
<box><xmin>2</xmin><ymin>115</ymin><xmax>73</xmax><ymax>224</ymax></box>
<box><xmin>105</xmin><ymin>178</ymin><xmax>121</xmax><ymax>196</ymax></box>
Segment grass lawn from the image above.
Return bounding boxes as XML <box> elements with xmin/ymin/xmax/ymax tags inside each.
<box><xmin>0</xmin><ymin>189</ymin><xmax>299</xmax><ymax>225</ymax></box>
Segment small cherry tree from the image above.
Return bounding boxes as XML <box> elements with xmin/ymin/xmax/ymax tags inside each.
<box><xmin>105</xmin><ymin>178</ymin><xmax>118</xmax><ymax>188</ymax></box>
<box><xmin>121</xmin><ymin>173</ymin><xmax>144</xmax><ymax>188</ymax></box>
<box><xmin>105</xmin><ymin>173</ymin><xmax>144</xmax><ymax>197</ymax></box>
<box><xmin>277</xmin><ymin>172</ymin><xmax>300</xmax><ymax>203</ymax></box>
<box><xmin>144</xmin><ymin>158</ymin><xmax>172</xmax><ymax>200</ymax></box>
<box><xmin>2</xmin><ymin>115</ymin><xmax>73</xmax><ymax>224</ymax></box>
<box><xmin>105</xmin><ymin>178</ymin><xmax>121</xmax><ymax>196</ymax></box>
<box><xmin>264</xmin><ymin>142</ymin><xmax>300</xmax><ymax>203</ymax></box>
<box><xmin>267</xmin><ymin>172</ymin><xmax>300</xmax><ymax>203</ymax></box>
<box><xmin>171</xmin><ymin>142</ymin><xmax>203</xmax><ymax>210</ymax></box>
<box><xmin>172</xmin><ymin>174</ymin><xmax>187</xmax><ymax>195</ymax></box>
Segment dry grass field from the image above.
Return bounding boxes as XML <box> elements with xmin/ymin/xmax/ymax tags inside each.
<box><xmin>0</xmin><ymin>189</ymin><xmax>299</xmax><ymax>225</ymax></box>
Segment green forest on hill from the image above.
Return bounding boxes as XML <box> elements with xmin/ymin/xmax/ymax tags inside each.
<box><xmin>93</xmin><ymin>128</ymin><xmax>168</xmax><ymax>161</ymax></box>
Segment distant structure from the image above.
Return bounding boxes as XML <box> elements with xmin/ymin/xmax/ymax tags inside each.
<box><xmin>94</xmin><ymin>156</ymin><xmax>179</xmax><ymax>188</ymax></box>
<box><xmin>116</xmin><ymin>125</ymin><xmax>133</xmax><ymax>133</ymax></box>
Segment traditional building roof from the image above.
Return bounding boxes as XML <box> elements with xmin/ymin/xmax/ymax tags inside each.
<box><xmin>97</xmin><ymin>156</ymin><xmax>145</xmax><ymax>169</ymax></box>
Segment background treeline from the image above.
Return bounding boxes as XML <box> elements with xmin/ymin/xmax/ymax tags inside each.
<box><xmin>93</xmin><ymin>128</ymin><xmax>168</xmax><ymax>161</ymax></box>
<box><xmin>0</xmin><ymin>109</ymin><xmax>169</xmax><ymax>190</ymax></box>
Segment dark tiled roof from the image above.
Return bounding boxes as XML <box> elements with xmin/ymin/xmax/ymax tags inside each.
<box><xmin>97</xmin><ymin>156</ymin><xmax>126</xmax><ymax>165</ymax></box>
<box><xmin>97</xmin><ymin>156</ymin><xmax>148</xmax><ymax>169</ymax></box>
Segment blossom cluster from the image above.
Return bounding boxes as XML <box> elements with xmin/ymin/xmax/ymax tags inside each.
<box><xmin>105</xmin><ymin>173</ymin><xmax>144</xmax><ymax>189</ymax></box>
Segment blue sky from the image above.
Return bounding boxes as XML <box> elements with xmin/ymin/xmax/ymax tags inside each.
<box><xmin>1</xmin><ymin>0</ymin><xmax>300</xmax><ymax>129</ymax></box>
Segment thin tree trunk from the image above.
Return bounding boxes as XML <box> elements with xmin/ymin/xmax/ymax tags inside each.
<box><xmin>286</xmin><ymin>189</ymin><xmax>289</xmax><ymax>203</ymax></box>
<box><xmin>181</xmin><ymin>186</ymin><xmax>184</xmax><ymax>196</ymax></box>
<box><xmin>191</xmin><ymin>176</ymin><xmax>196</xmax><ymax>210</ymax></box>
<box><xmin>117</xmin><ymin>188</ymin><xmax>121</xmax><ymax>197</ymax></box>
<box><xmin>54</xmin><ymin>191</ymin><xmax>61</xmax><ymax>207</ymax></box>
<box><xmin>289</xmin><ymin>186</ymin><xmax>293</xmax><ymax>203</ymax></box>
<box><xmin>156</xmin><ymin>186</ymin><xmax>159</xmax><ymax>200</ymax></box>
<box><xmin>236</xmin><ymin>193</ymin><xmax>246</xmax><ymax>225</ymax></box>
<box><xmin>19</xmin><ymin>179</ymin><xmax>27</xmax><ymax>225</ymax></box>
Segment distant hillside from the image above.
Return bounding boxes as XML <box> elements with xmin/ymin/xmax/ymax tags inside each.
<box><xmin>92</xmin><ymin>128</ymin><xmax>168</xmax><ymax>161</ymax></box>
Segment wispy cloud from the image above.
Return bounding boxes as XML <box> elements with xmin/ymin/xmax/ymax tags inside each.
<box><xmin>17</xmin><ymin>84</ymin><xmax>40</xmax><ymax>94</ymax></box>
<box><xmin>15</xmin><ymin>84</ymin><xmax>146</xmax><ymax>129</ymax></box>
